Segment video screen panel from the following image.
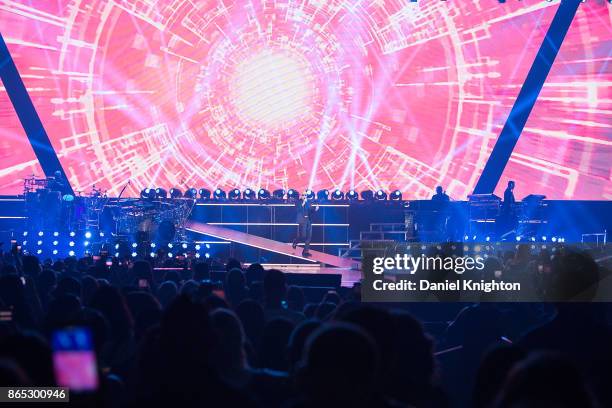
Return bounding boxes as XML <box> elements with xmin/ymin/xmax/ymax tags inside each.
<box><xmin>0</xmin><ymin>1</ymin><xmax>610</xmax><ymax>199</ymax></box>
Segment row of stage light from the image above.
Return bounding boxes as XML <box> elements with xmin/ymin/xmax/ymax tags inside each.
<box><xmin>20</xmin><ymin>230</ymin><xmax>213</xmax><ymax>259</ymax></box>
<box><xmin>141</xmin><ymin>187</ymin><xmax>403</xmax><ymax>201</ymax></box>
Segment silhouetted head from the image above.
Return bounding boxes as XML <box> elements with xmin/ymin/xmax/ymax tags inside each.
<box><xmin>298</xmin><ymin>322</ymin><xmax>380</xmax><ymax>407</ymax></box>
<box><xmin>258</xmin><ymin>318</ymin><xmax>295</xmax><ymax>371</ymax></box>
<box><xmin>507</xmin><ymin>180</ymin><xmax>515</xmax><ymax>190</ymax></box>
<box><xmin>225</xmin><ymin>258</ymin><xmax>242</xmax><ymax>273</ymax></box>
<box><xmin>263</xmin><ymin>269</ymin><xmax>287</xmax><ymax>308</ymax></box>
<box><xmin>235</xmin><ymin>299</ymin><xmax>265</xmax><ymax>348</ymax></box>
<box><xmin>436</xmin><ymin>186</ymin><xmax>443</xmax><ymax>194</ymax></box>
<box><xmin>287</xmin><ymin>319</ymin><xmax>322</xmax><ymax>372</ymax></box>
<box><xmin>494</xmin><ymin>353</ymin><xmax>595</xmax><ymax>408</ymax></box>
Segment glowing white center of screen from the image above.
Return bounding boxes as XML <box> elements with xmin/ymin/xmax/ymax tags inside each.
<box><xmin>230</xmin><ymin>50</ymin><xmax>313</xmax><ymax>127</ymax></box>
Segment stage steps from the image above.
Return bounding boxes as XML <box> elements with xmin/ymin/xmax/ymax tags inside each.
<box><xmin>186</xmin><ymin>220</ymin><xmax>360</xmax><ymax>269</ymax></box>
<box><xmin>338</xmin><ymin>222</ymin><xmax>413</xmax><ymax>260</ymax></box>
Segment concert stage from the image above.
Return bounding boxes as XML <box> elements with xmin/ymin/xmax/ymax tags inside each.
<box><xmin>1</xmin><ymin>194</ymin><xmax>610</xmax><ymax>286</ymax></box>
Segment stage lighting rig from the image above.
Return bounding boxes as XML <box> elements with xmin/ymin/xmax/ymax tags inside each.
<box><xmin>361</xmin><ymin>190</ymin><xmax>374</xmax><ymax>201</ymax></box>
<box><xmin>346</xmin><ymin>190</ymin><xmax>358</xmax><ymax>200</ymax></box>
<box><xmin>305</xmin><ymin>190</ymin><xmax>315</xmax><ymax>200</ymax></box>
<box><xmin>390</xmin><ymin>190</ymin><xmax>402</xmax><ymax>201</ymax></box>
<box><xmin>184</xmin><ymin>188</ymin><xmax>198</xmax><ymax>198</ymax></box>
<box><xmin>199</xmin><ymin>189</ymin><xmax>211</xmax><ymax>200</ymax></box>
<box><xmin>170</xmin><ymin>188</ymin><xmax>183</xmax><ymax>198</ymax></box>
<box><xmin>244</xmin><ymin>188</ymin><xmax>256</xmax><ymax>200</ymax></box>
<box><xmin>258</xmin><ymin>188</ymin><xmax>270</xmax><ymax>200</ymax></box>
<box><xmin>229</xmin><ymin>188</ymin><xmax>241</xmax><ymax>200</ymax></box>
<box><xmin>273</xmin><ymin>189</ymin><xmax>285</xmax><ymax>200</ymax></box>
<box><xmin>375</xmin><ymin>190</ymin><xmax>387</xmax><ymax>200</ymax></box>
<box><xmin>155</xmin><ymin>188</ymin><xmax>168</xmax><ymax>198</ymax></box>
<box><xmin>331</xmin><ymin>190</ymin><xmax>344</xmax><ymax>200</ymax></box>
<box><xmin>213</xmin><ymin>189</ymin><xmax>226</xmax><ymax>200</ymax></box>
<box><xmin>317</xmin><ymin>189</ymin><xmax>330</xmax><ymax>201</ymax></box>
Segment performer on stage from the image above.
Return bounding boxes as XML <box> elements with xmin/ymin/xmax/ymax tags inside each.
<box><xmin>503</xmin><ymin>180</ymin><xmax>516</xmax><ymax>206</ymax></box>
<box><xmin>499</xmin><ymin>180</ymin><xmax>518</xmax><ymax>239</ymax></box>
<box><xmin>292</xmin><ymin>193</ymin><xmax>319</xmax><ymax>257</ymax></box>
<box><xmin>431</xmin><ymin>186</ymin><xmax>450</xmax><ymax>202</ymax></box>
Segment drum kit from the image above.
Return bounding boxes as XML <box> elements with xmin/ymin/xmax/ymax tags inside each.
<box><xmin>24</xmin><ymin>176</ymin><xmax>194</xmax><ymax>243</ymax></box>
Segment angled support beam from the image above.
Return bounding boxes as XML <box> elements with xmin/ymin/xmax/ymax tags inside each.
<box><xmin>473</xmin><ymin>0</ymin><xmax>581</xmax><ymax>194</ymax></box>
<box><xmin>0</xmin><ymin>32</ymin><xmax>73</xmax><ymax>194</ymax></box>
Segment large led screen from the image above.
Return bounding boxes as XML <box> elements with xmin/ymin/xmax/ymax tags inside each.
<box><xmin>0</xmin><ymin>1</ymin><xmax>610</xmax><ymax>199</ymax></box>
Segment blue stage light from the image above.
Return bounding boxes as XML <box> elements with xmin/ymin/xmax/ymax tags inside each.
<box><xmin>37</xmin><ymin>249</ymin><xmax>42</xmax><ymax>254</ymax></box>
<box><xmin>184</xmin><ymin>188</ymin><xmax>198</xmax><ymax>198</ymax></box>
<box><xmin>182</xmin><ymin>243</ymin><xmax>188</xmax><ymax>249</ymax></box>
<box><xmin>115</xmin><ymin>243</ymin><xmax>119</xmax><ymax>249</ymax></box>
<box><xmin>53</xmin><ymin>240</ymin><xmax>58</xmax><ymax>246</ymax></box>
<box><xmin>53</xmin><ymin>249</ymin><xmax>58</xmax><ymax>255</ymax></box>
<box><xmin>360</xmin><ymin>190</ymin><xmax>374</xmax><ymax>200</ymax></box>
<box><xmin>69</xmin><ymin>250</ymin><xmax>75</xmax><ymax>257</ymax></box>
<box><xmin>155</xmin><ymin>188</ymin><xmax>168</xmax><ymax>198</ymax></box>
<box><xmin>516</xmin><ymin>236</ymin><xmax>521</xmax><ymax>241</ymax></box>
<box><xmin>23</xmin><ymin>231</ymin><xmax>28</xmax><ymax>236</ymax></box>
<box><xmin>464</xmin><ymin>235</ymin><xmax>469</xmax><ymax>240</ymax></box>
<box><xmin>552</xmin><ymin>237</ymin><xmax>557</xmax><ymax>242</ymax></box>
<box><xmin>346</xmin><ymin>190</ymin><xmax>358</xmax><ymax>200</ymax></box>
<box><xmin>317</xmin><ymin>189</ymin><xmax>329</xmax><ymax>201</ymax></box>
<box><xmin>485</xmin><ymin>236</ymin><xmax>491</xmax><ymax>242</ymax></box>
<box><xmin>199</xmin><ymin>188</ymin><xmax>211</xmax><ymax>200</ymax></box>
<box><xmin>69</xmin><ymin>241</ymin><xmax>75</xmax><ymax>247</ymax></box>
<box><xmin>195</xmin><ymin>253</ymin><xmax>201</xmax><ymax>258</ymax></box>
<box><xmin>244</xmin><ymin>188</ymin><xmax>256</xmax><ymax>200</ymax></box>
<box><xmin>375</xmin><ymin>190</ymin><xmax>387</xmax><ymax>200</ymax></box>
<box><xmin>205</xmin><ymin>253</ymin><xmax>210</xmax><ymax>258</ymax></box>
<box><xmin>170</xmin><ymin>188</ymin><xmax>182</xmax><ymax>198</ymax></box>
<box><xmin>213</xmin><ymin>188</ymin><xmax>226</xmax><ymax>200</ymax></box>
<box><xmin>38</xmin><ymin>231</ymin><xmax>44</xmax><ymax>236</ymax></box>
<box><xmin>205</xmin><ymin>243</ymin><xmax>210</xmax><ymax>249</ymax></box>
<box><xmin>168</xmin><ymin>243</ymin><xmax>173</xmax><ymax>248</ymax></box>
<box><xmin>542</xmin><ymin>236</ymin><xmax>547</xmax><ymax>241</ymax></box>
<box><xmin>70</xmin><ymin>231</ymin><xmax>76</xmax><ymax>237</ymax></box>
<box><xmin>150</xmin><ymin>252</ymin><xmax>156</xmax><ymax>257</ymax></box>
<box><xmin>229</xmin><ymin>188</ymin><xmax>241</xmax><ymax>200</ymax></box>
<box><xmin>53</xmin><ymin>231</ymin><xmax>59</xmax><ymax>237</ymax></box>
<box><xmin>390</xmin><ymin>190</ymin><xmax>402</xmax><ymax>201</ymax></box>
<box><xmin>331</xmin><ymin>190</ymin><xmax>344</xmax><ymax>200</ymax></box>
<box><xmin>85</xmin><ymin>231</ymin><xmax>92</xmax><ymax>239</ymax></box>
<box><xmin>131</xmin><ymin>252</ymin><xmax>137</xmax><ymax>257</ymax></box>
<box><xmin>272</xmin><ymin>189</ymin><xmax>285</xmax><ymax>199</ymax></box>
<box><xmin>132</xmin><ymin>243</ymin><xmax>138</xmax><ymax>248</ymax></box>
<box><xmin>22</xmin><ymin>240</ymin><xmax>27</xmax><ymax>246</ymax></box>
<box><xmin>37</xmin><ymin>240</ymin><xmax>42</xmax><ymax>245</ymax></box>
<box><xmin>114</xmin><ymin>252</ymin><xmax>119</xmax><ymax>257</ymax></box>
<box><xmin>287</xmin><ymin>189</ymin><xmax>299</xmax><ymax>200</ymax></box>
<box><xmin>99</xmin><ymin>232</ymin><xmax>105</xmax><ymax>237</ymax></box>
<box><xmin>168</xmin><ymin>253</ymin><xmax>173</xmax><ymax>258</ymax></box>
<box><xmin>195</xmin><ymin>244</ymin><xmax>201</xmax><ymax>250</ymax></box>
<box><xmin>151</xmin><ymin>243</ymin><xmax>156</xmax><ymax>248</ymax></box>
<box><xmin>305</xmin><ymin>189</ymin><xmax>315</xmax><ymax>200</ymax></box>
<box><xmin>141</xmin><ymin>188</ymin><xmax>156</xmax><ymax>199</ymax></box>
<box><xmin>258</xmin><ymin>188</ymin><xmax>270</xmax><ymax>200</ymax></box>
<box><xmin>84</xmin><ymin>241</ymin><xmax>89</xmax><ymax>247</ymax></box>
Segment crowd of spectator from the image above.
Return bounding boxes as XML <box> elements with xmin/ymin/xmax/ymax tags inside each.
<box><xmin>0</xmin><ymin>246</ymin><xmax>611</xmax><ymax>407</ymax></box>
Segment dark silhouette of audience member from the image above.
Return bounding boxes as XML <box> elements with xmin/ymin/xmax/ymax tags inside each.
<box><xmin>473</xmin><ymin>345</ymin><xmax>527</xmax><ymax>408</ymax></box>
<box><xmin>263</xmin><ymin>269</ymin><xmax>304</xmax><ymax>323</ymax></box>
<box><xmin>494</xmin><ymin>353</ymin><xmax>597</xmax><ymax>408</ymax></box>
<box><xmin>286</xmin><ymin>285</ymin><xmax>305</xmax><ymax>312</ymax></box>
<box><xmin>295</xmin><ymin>322</ymin><xmax>385</xmax><ymax>408</ymax></box>
<box><xmin>192</xmin><ymin>261</ymin><xmax>210</xmax><ymax>281</ymax></box>
<box><xmin>225</xmin><ymin>268</ymin><xmax>249</xmax><ymax>306</ymax></box>
<box><xmin>258</xmin><ymin>317</ymin><xmax>294</xmax><ymax>371</ymax></box>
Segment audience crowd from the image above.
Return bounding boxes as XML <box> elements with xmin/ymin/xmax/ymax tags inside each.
<box><xmin>0</xmin><ymin>245</ymin><xmax>611</xmax><ymax>407</ymax></box>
